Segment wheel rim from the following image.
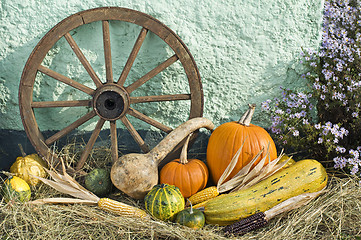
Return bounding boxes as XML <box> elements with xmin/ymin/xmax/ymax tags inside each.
<box><xmin>18</xmin><ymin>7</ymin><xmax>203</xmax><ymax>170</ymax></box>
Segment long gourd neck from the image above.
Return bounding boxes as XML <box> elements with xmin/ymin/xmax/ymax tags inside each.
<box><xmin>179</xmin><ymin>134</ymin><xmax>192</xmax><ymax>164</ymax></box>
<box><xmin>148</xmin><ymin>117</ymin><xmax>214</xmax><ymax>165</ymax></box>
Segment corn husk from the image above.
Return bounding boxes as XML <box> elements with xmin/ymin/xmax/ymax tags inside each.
<box><xmin>28</xmin><ymin>157</ymin><xmax>150</xmax><ymax>221</ymax></box>
<box><xmin>29</xmin><ymin>158</ymin><xmax>100</xmax><ymax>205</ymax></box>
<box><xmin>216</xmin><ymin>142</ymin><xmax>290</xmax><ymax>194</ymax></box>
<box><xmin>264</xmin><ymin>187</ymin><xmax>327</xmax><ymax>220</ymax></box>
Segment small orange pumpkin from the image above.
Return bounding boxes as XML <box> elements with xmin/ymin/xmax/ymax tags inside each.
<box><xmin>160</xmin><ymin>134</ymin><xmax>209</xmax><ymax>198</ymax></box>
<box><xmin>207</xmin><ymin>104</ymin><xmax>277</xmax><ymax>184</ymax></box>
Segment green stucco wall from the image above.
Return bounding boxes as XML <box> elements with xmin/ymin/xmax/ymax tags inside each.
<box><xmin>0</xmin><ymin>0</ymin><xmax>323</xmax><ymax>132</ymax></box>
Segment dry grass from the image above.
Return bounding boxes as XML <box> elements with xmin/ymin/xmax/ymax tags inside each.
<box><xmin>1</xmin><ymin>144</ymin><xmax>361</xmax><ymax>240</ymax></box>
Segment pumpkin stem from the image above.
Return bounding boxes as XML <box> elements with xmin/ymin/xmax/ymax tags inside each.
<box><xmin>187</xmin><ymin>198</ymin><xmax>194</xmax><ymax>214</ymax></box>
<box><xmin>180</xmin><ymin>134</ymin><xmax>192</xmax><ymax>164</ymax></box>
<box><xmin>238</xmin><ymin>104</ymin><xmax>256</xmax><ymax>126</ymax></box>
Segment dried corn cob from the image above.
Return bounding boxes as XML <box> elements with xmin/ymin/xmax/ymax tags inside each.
<box><xmin>29</xmin><ymin>158</ymin><xmax>149</xmax><ymax>219</ymax></box>
<box><xmin>187</xmin><ymin>145</ymin><xmax>247</xmax><ymax>206</ymax></box>
<box><xmin>223</xmin><ymin>188</ymin><xmax>325</xmax><ymax>235</ymax></box>
<box><xmin>188</xmin><ymin>186</ymin><xmax>219</xmax><ymax>206</ymax></box>
<box><xmin>98</xmin><ymin>198</ymin><xmax>148</xmax><ymax>218</ymax></box>
<box><xmin>224</xmin><ymin>212</ymin><xmax>267</xmax><ymax>235</ymax></box>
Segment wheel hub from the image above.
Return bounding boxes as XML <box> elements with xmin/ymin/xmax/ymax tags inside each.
<box><xmin>93</xmin><ymin>84</ymin><xmax>130</xmax><ymax>120</ymax></box>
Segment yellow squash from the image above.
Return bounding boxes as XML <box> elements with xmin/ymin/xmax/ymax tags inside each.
<box><xmin>203</xmin><ymin>159</ymin><xmax>328</xmax><ymax>226</ymax></box>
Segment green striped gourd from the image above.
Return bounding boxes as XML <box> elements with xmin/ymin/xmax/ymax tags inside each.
<box><xmin>144</xmin><ymin>184</ymin><xmax>185</xmax><ymax>221</ymax></box>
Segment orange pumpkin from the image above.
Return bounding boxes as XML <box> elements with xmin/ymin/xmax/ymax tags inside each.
<box><xmin>206</xmin><ymin>104</ymin><xmax>277</xmax><ymax>184</ymax></box>
<box><xmin>160</xmin><ymin>134</ymin><xmax>209</xmax><ymax>198</ymax></box>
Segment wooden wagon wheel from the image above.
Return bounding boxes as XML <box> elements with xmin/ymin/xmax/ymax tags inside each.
<box><xmin>19</xmin><ymin>7</ymin><xmax>203</xmax><ymax>171</ymax></box>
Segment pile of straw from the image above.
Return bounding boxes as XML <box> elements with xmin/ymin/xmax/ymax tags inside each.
<box><xmin>1</xmin><ymin>144</ymin><xmax>361</xmax><ymax>239</ymax></box>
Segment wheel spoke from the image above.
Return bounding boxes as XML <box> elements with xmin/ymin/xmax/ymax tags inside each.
<box><xmin>45</xmin><ymin>110</ymin><xmax>96</xmax><ymax>145</ymax></box>
<box><xmin>127</xmin><ymin>108</ymin><xmax>172</xmax><ymax>133</ymax></box>
<box><xmin>38</xmin><ymin>65</ymin><xmax>95</xmax><ymax>95</ymax></box>
<box><xmin>64</xmin><ymin>33</ymin><xmax>103</xmax><ymax>87</ymax></box>
<box><xmin>125</xmin><ymin>54</ymin><xmax>178</xmax><ymax>94</ymax></box>
<box><xmin>110</xmin><ymin>120</ymin><xmax>118</xmax><ymax>162</ymax></box>
<box><xmin>76</xmin><ymin>118</ymin><xmax>106</xmax><ymax>170</ymax></box>
<box><xmin>117</xmin><ymin>27</ymin><xmax>148</xmax><ymax>86</ymax></box>
<box><xmin>32</xmin><ymin>100</ymin><xmax>91</xmax><ymax>108</ymax></box>
<box><xmin>120</xmin><ymin>116</ymin><xmax>150</xmax><ymax>153</ymax></box>
<box><xmin>102</xmin><ymin>20</ymin><xmax>113</xmax><ymax>83</ymax></box>
<box><xmin>130</xmin><ymin>94</ymin><xmax>191</xmax><ymax>104</ymax></box>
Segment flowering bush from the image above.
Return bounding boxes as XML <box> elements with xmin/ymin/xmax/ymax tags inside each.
<box><xmin>262</xmin><ymin>0</ymin><xmax>361</xmax><ymax>176</ymax></box>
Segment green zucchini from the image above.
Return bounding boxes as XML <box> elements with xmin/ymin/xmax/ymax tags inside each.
<box><xmin>204</xmin><ymin>159</ymin><xmax>328</xmax><ymax>225</ymax></box>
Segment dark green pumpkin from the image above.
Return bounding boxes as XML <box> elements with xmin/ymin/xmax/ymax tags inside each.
<box><xmin>84</xmin><ymin>168</ymin><xmax>112</xmax><ymax>197</ymax></box>
<box><xmin>144</xmin><ymin>184</ymin><xmax>185</xmax><ymax>221</ymax></box>
<box><xmin>175</xmin><ymin>201</ymin><xmax>205</xmax><ymax>229</ymax></box>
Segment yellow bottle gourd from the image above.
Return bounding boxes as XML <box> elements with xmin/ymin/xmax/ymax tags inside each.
<box><xmin>203</xmin><ymin>159</ymin><xmax>328</xmax><ymax>226</ymax></box>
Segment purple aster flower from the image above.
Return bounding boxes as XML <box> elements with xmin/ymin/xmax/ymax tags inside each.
<box><xmin>350</xmin><ymin>149</ymin><xmax>360</xmax><ymax>159</ymax></box>
<box><xmin>313</xmin><ymin>83</ymin><xmax>321</xmax><ymax>90</ymax></box>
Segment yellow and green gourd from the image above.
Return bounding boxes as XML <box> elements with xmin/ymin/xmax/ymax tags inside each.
<box><xmin>1</xmin><ymin>176</ymin><xmax>31</xmax><ymax>203</ymax></box>
<box><xmin>144</xmin><ymin>184</ymin><xmax>185</xmax><ymax>221</ymax></box>
<box><xmin>204</xmin><ymin>159</ymin><xmax>328</xmax><ymax>225</ymax></box>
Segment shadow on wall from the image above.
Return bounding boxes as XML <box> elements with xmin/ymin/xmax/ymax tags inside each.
<box><xmin>0</xmin><ymin>128</ymin><xmax>211</xmax><ymax>172</ymax></box>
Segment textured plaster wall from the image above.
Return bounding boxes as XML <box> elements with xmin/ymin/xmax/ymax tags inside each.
<box><xmin>0</xmin><ymin>0</ymin><xmax>324</xmax><ymax>133</ymax></box>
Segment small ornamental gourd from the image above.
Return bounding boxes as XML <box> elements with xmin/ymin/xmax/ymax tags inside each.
<box><xmin>84</xmin><ymin>168</ymin><xmax>112</xmax><ymax>197</ymax></box>
<box><xmin>160</xmin><ymin>134</ymin><xmax>209</xmax><ymax>198</ymax></box>
<box><xmin>207</xmin><ymin>104</ymin><xmax>277</xmax><ymax>184</ymax></box>
<box><xmin>1</xmin><ymin>176</ymin><xmax>31</xmax><ymax>203</ymax></box>
<box><xmin>144</xmin><ymin>184</ymin><xmax>185</xmax><ymax>221</ymax></box>
<box><xmin>10</xmin><ymin>153</ymin><xmax>48</xmax><ymax>186</ymax></box>
<box><xmin>175</xmin><ymin>199</ymin><xmax>205</xmax><ymax>229</ymax></box>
